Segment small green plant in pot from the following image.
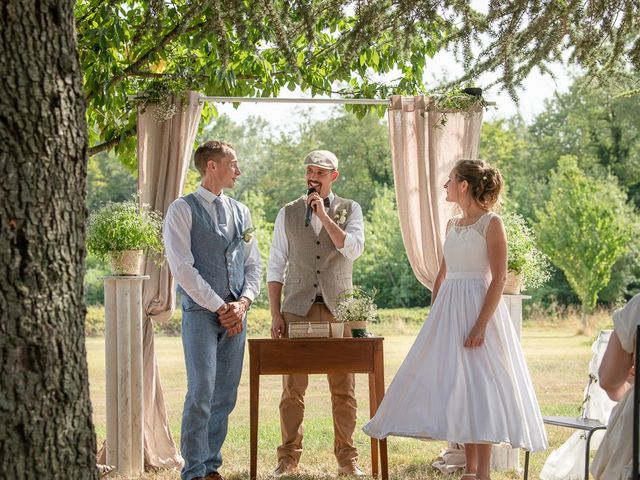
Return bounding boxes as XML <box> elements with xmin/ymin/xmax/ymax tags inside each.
<box><xmin>503</xmin><ymin>212</ymin><xmax>551</xmax><ymax>293</ymax></box>
<box><xmin>335</xmin><ymin>288</ymin><xmax>379</xmax><ymax>338</ymax></box>
<box><xmin>86</xmin><ymin>196</ymin><xmax>163</xmax><ymax>275</ymax></box>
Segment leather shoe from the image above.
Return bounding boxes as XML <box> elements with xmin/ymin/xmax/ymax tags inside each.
<box><xmin>337</xmin><ymin>462</ymin><xmax>366</xmax><ymax>476</ymax></box>
<box><xmin>205</xmin><ymin>473</ymin><xmax>224</xmax><ymax>480</ymax></box>
<box><xmin>272</xmin><ymin>461</ymin><xmax>298</xmax><ymax>477</ymax></box>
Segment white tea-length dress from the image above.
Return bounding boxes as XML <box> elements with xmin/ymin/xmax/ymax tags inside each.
<box><xmin>363</xmin><ymin>212</ymin><xmax>548</xmax><ymax>451</ymax></box>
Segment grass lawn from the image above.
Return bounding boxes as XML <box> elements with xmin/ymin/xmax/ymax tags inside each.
<box><xmin>87</xmin><ymin>323</ymin><xmax>603</xmax><ymax>479</ymax></box>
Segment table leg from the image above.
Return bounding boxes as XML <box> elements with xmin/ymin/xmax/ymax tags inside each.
<box><xmin>368</xmin><ymin>372</ymin><xmax>379</xmax><ymax>478</ymax></box>
<box><xmin>373</xmin><ymin>342</ymin><xmax>388</xmax><ymax>480</ymax></box>
<box><xmin>250</xmin><ymin>361</ymin><xmax>259</xmax><ymax>480</ymax></box>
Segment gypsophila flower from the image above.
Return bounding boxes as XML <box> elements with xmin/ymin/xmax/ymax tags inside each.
<box><xmin>152</xmin><ymin>95</ymin><xmax>178</xmax><ymax>122</ymax></box>
<box><xmin>335</xmin><ymin>289</ymin><xmax>378</xmax><ymax>323</ymax></box>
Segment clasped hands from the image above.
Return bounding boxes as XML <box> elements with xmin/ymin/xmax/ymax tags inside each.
<box><xmin>217</xmin><ymin>299</ymin><xmax>249</xmax><ymax>337</ymax></box>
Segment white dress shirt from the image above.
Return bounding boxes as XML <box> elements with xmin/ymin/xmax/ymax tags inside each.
<box><xmin>164</xmin><ymin>185</ymin><xmax>262</xmax><ymax>313</ymax></box>
<box><xmin>267</xmin><ymin>191</ymin><xmax>365</xmax><ymax>283</ymax></box>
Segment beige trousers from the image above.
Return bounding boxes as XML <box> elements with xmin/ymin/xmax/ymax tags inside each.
<box><xmin>277</xmin><ymin>303</ymin><xmax>358</xmax><ymax>467</ymax></box>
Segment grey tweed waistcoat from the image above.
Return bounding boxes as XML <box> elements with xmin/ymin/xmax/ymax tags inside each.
<box><xmin>282</xmin><ymin>195</ymin><xmax>354</xmax><ymax>316</ymax></box>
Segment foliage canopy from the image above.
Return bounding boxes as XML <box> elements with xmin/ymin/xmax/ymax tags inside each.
<box><xmin>76</xmin><ymin>0</ymin><xmax>639</xmax><ymax>162</ymax></box>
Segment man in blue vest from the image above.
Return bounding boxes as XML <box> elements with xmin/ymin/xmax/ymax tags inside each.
<box><xmin>164</xmin><ymin>141</ymin><xmax>262</xmax><ymax>480</ymax></box>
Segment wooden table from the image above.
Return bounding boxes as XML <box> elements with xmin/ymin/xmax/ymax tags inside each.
<box><xmin>248</xmin><ymin>337</ymin><xmax>388</xmax><ymax>479</ymax></box>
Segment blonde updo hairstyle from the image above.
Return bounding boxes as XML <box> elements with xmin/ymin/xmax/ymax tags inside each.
<box><xmin>453</xmin><ymin>159</ymin><xmax>503</xmax><ymax>210</ymax></box>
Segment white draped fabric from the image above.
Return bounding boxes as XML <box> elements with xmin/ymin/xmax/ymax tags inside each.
<box><xmin>137</xmin><ymin>91</ymin><xmax>203</xmax><ymax>468</ymax></box>
<box><xmin>387</xmin><ymin>95</ymin><xmax>483</xmax><ymax>290</ymax></box>
<box><xmin>97</xmin><ymin>91</ymin><xmax>202</xmax><ymax>469</ymax></box>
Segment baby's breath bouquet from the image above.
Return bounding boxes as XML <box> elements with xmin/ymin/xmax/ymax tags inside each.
<box><xmin>335</xmin><ymin>288</ymin><xmax>379</xmax><ymax>324</ymax></box>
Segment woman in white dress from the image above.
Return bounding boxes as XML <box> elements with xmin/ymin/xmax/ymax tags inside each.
<box><xmin>363</xmin><ymin>159</ymin><xmax>548</xmax><ymax>480</ymax></box>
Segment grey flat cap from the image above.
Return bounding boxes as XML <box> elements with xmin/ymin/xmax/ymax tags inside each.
<box><xmin>303</xmin><ymin>150</ymin><xmax>339</xmax><ymax>170</ymax></box>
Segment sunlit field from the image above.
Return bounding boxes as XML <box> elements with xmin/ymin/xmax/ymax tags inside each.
<box><xmin>87</xmin><ymin>310</ymin><xmax>612</xmax><ymax>479</ymax></box>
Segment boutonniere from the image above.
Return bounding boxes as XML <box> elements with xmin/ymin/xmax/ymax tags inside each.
<box><xmin>242</xmin><ymin>227</ymin><xmax>256</xmax><ymax>243</ymax></box>
<box><xmin>334</xmin><ymin>208</ymin><xmax>348</xmax><ymax>226</ymax></box>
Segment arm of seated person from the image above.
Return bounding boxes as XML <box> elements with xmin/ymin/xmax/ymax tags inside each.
<box><xmin>598</xmin><ymin>331</ymin><xmax>634</xmax><ymax>401</ymax></box>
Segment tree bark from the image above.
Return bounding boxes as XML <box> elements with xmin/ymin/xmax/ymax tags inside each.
<box><xmin>0</xmin><ymin>1</ymin><xmax>98</xmax><ymax>478</ymax></box>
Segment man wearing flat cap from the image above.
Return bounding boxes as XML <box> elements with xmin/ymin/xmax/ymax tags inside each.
<box><xmin>267</xmin><ymin>150</ymin><xmax>365</xmax><ymax>477</ymax></box>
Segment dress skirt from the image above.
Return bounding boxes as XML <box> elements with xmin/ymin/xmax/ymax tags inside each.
<box><xmin>362</xmin><ymin>274</ymin><xmax>547</xmax><ymax>452</ymax></box>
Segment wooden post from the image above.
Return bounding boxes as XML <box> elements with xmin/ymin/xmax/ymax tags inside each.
<box><xmin>491</xmin><ymin>293</ymin><xmax>532</xmax><ymax>472</ymax></box>
<box><xmin>103</xmin><ymin>275</ymin><xmax>149</xmax><ymax>477</ymax></box>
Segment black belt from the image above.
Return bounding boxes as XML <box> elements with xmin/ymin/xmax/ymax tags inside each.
<box><xmin>314</xmin><ymin>295</ymin><xmax>324</xmax><ymax>304</ymax></box>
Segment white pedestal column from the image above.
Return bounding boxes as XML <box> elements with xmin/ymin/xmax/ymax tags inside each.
<box><xmin>104</xmin><ymin>275</ymin><xmax>149</xmax><ymax>477</ymax></box>
<box><xmin>490</xmin><ymin>293</ymin><xmax>531</xmax><ymax>472</ymax></box>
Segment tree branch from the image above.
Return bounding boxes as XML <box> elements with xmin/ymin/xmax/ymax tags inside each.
<box><xmin>129</xmin><ymin>71</ymin><xmax>169</xmax><ymax>78</ymax></box>
<box><xmin>88</xmin><ymin>125</ymin><xmax>136</xmax><ymax>157</ymax></box>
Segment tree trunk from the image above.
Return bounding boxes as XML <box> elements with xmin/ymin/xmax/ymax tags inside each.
<box><xmin>0</xmin><ymin>1</ymin><xmax>98</xmax><ymax>478</ymax></box>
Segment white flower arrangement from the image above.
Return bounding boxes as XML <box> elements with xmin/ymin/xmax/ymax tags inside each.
<box><xmin>334</xmin><ymin>288</ymin><xmax>378</xmax><ymax>323</ymax></box>
<box><xmin>334</xmin><ymin>208</ymin><xmax>348</xmax><ymax>226</ymax></box>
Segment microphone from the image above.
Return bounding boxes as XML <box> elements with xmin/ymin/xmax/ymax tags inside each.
<box><xmin>304</xmin><ymin>187</ymin><xmax>316</xmax><ymax>227</ymax></box>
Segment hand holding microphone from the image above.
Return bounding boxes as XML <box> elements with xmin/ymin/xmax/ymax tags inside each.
<box><xmin>304</xmin><ymin>187</ymin><xmax>316</xmax><ymax>227</ymax></box>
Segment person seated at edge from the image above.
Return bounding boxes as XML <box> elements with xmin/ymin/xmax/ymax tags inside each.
<box><xmin>591</xmin><ymin>293</ymin><xmax>638</xmax><ymax>480</ymax></box>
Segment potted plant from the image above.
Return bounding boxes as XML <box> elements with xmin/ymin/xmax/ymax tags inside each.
<box><xmin>86</xmin><ymin>196</ymin><xmax>163</xmax><ymax>275</ymax></box>
<box><xmin>334</xmin><ymin>288</ymin><xmax>378</xmax><ymax>338</ymax></box>
<box><xmin>503</xmin><ymin>212</ymin><xmax>551</xmax><ymax>294</ymax></box>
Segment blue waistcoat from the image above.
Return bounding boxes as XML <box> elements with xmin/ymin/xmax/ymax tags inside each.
<box><xmin>177</xmin><ymin>193</ymin><xmax>246</xmax><ymax>306</ymax></box>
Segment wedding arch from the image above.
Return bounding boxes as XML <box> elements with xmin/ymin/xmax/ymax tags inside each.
<box><xmin>114</xmin><ymin>91</ymin><xmax>484</xmax><ymax>469</ymax></box>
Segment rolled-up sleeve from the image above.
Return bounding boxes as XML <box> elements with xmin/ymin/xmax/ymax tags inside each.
<box><xmin>267</xmin><ymin>208</ymin><xmax>288</xmax><ymax>283</ymax></box>
<box><xmin>337</xmin><ymin>201</ymin><xmax>364</xmax><ymax>261</ymax></box>
<box><xmin>613</xmin><ymin>293</ymin><xmax>640</xmax><ymax>354</ymax></box>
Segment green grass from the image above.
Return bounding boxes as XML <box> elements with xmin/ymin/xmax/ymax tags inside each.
<box><xmin>87</xmin><ymin>323</ymin><xmax>599</xmax><ymax>479</ymax></box>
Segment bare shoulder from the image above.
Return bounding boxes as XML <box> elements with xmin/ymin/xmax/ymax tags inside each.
<box><xmin>488</xmin><ymin>212</ymin><xmax>504</xmax><ymax>226</ymax></box>
<box><xmin>486</xmin><ymin>213</ymin><xmax>506</xmax><ymax>238</ymax></box>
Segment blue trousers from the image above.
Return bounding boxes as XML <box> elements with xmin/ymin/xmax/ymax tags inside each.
<box><xmin>180</xmin><ymin>298</ymin><xmax>246</xmax><ymax>480</ymax></box>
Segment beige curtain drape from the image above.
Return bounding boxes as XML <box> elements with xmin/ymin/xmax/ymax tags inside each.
<box><xmin>138</xmin><ymin>90</ymin><xmax>203</xmax><ymax>468</ymax></box>
<box><xmin>388</xmin><ymin>95</ymin><xmax>483</xmax><ymax>290</ymax></box>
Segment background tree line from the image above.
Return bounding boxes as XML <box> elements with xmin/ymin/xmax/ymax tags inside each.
<box><xmin>86</xmin><ymin>74</ymin><xmax>640</xmax><ymax>311</ymax></box>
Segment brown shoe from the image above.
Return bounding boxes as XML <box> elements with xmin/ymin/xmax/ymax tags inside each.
<box><xmin>272</xmin><ymin>460</ymin><xmax>299</xmax><ymax>477</ymax></box>
<box><xmin>337</xmin><ymin>462</ymin><xmax>366</xmax><ymax>476</ymax></box>
<box><xmin>205</xmin><ymin>473</ymin><xmax>224</xmax><ymax>480</ymax></box>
